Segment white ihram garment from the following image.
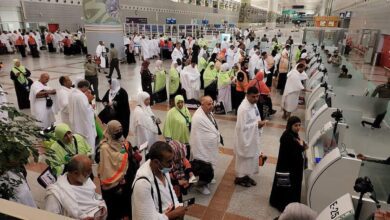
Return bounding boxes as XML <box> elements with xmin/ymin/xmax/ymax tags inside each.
<box><xmin>29</xmin><ymin>81</ymin><xmax>56</xmax><ymax>128</ymax></box>
<box><xmin>281</xmin><ymin>69</ymin><xmax>304</xmax><ymax>113</ymax></box>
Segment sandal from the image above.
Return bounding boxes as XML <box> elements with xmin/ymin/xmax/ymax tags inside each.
<box><xmin>244</xmin><ymin>176</ymin><xmax>257</xmax><ymax>186</ymax></box>
<box><xmin>234</xmin><ymin>177</ymin><xmax>251</xmax><ymax>187</ymax></box>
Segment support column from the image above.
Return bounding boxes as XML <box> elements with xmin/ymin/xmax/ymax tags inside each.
<box><xmin>267</xmin><ymin>0</ymin><xmax>279</xmax><ymax>27</ymax></box>
<box><xmin>238</xmin><ymin>0</ymin><xmax>251</xmax><ymax>23</ymax></box>
<box><xmin>82</xmin><ymin>0</ymin><xmax>124</xmax><ymax>59</ymax></box>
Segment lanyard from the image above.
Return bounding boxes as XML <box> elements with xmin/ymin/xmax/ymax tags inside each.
<box><xmin>207</xmin><ymin>113</ymin><xmax>224</xmax><ymax>146</ymax></box>
<box><xmin>153</xmin><ymin>174</ymin><xmax>175</xmax><ymax>213</ymax></box>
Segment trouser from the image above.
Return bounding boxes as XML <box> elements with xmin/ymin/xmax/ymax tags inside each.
<box><xmin>109</xmin><ymin>58</ymin><xmax>121</xmax><ymax>78</ymax></box>
<box><xmin>101</xmin><ymin>183</ymin><xmax>130</xmax><ymax>220</ymax></box>
<box><xmin>17</xmin><ymin>45</ymin><xmax>26</xmax><ymax>57</ymax></box>
<box><xmin>85</xmin><ymin>75</ymin><xmax>100</xmax><ymax>100</ymax></box>
<box><xmin>362</xmin><ymin>111</ymin><xmax>387</xmax><ymax>128</ymax></box>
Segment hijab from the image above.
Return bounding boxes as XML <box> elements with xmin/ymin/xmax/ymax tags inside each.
<box><xmin>155</xmin><ymin>60</ymin><xmax>163</xmax><ymax>71</ymax></box>
<box><xmin>55</xmin><ymin>123</ymin><xmax>72</xmax><ymax>142</ymax></box>
<box><xmin>286</xmin><ymin>116</ymin><xmax>301</xmax><ymax>138</ymax></box>
<box><xmin>141</xmin><ymin>60</ymin><xmax>150</xmax><ymax>72</ymax></box>
<box><xmin>12</xmin><ymin>59</ymin><xmax>27</xmax><ymax>84</ymax></box>
<box><xmin>248</xmin><ymin>71</ymin><xmax>270</xmax><ymax>95</ymax></box>
<box><xmin>168</xmin><ymin>140</ymin><xmax>187</xmax><ymax>180</ymax></box>
<box><xmin>108</xmin><ymin>79</ymin><xmax>121</xmax><ymax>102</ymax></box>
<box><xmin>130</xmin><ymin>92</ymin><xmax>157</xmax><ymax>134</ymax></box>
<box><xmin>175</xmin><ymin>95</ymin><xmax>191</xmax><ymax>122</ymax></box>
<box><xmin>99</xmin><ymin>120</ymin><xmax>128</xmax><ymax>187</ymax></box>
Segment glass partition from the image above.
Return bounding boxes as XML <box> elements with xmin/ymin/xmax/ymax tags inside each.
<box><xmin>359</xmin><ymin>160</ymin><xmax>390</xmax><ymax>203</ymax></box>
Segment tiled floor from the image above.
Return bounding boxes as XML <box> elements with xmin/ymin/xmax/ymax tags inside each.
<box><xmin>2</xmin><ymin>45</ymin><xmax>380</xmax><ymax>219</ymax></box>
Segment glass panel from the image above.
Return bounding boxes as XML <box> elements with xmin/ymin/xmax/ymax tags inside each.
<box><xmin>358</xmin><ymin>160</ymin><xmax>390</xmax><ymax>202</ymax></box>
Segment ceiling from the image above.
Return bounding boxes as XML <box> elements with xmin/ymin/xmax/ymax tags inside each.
<box><xmin>251</xmin><ymin>0</ymin><xmax>323</xmax><ymax>14</ymax></box>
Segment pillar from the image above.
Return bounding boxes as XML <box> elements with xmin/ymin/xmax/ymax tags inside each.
<box><xmin>267</xmin><ymin>0</ymin><xmax>279</xmax><ymax>27</ymax></box>
<box><xmin>82</xmin><ymin>0</ymin><xmax>124</xmax><ymax>59</ymax></box>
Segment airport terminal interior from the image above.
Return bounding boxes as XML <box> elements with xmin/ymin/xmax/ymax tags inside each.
<box><xmin>0</xmin><ymin>0</ymin><xmax>390</xmax><ymax>219</ymax></box>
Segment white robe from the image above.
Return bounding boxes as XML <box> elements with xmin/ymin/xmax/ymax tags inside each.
<box><xmin>226</xmin><ymin>49</ymin><xmax>235</xmax><ymax>68</ymax></box>
<box><xmin>221</xmin><ymin>40</ymin><xmax>229</xmax><ymax>50</ymax></box>
<box><xmin>29</xmin><ymin>81</ymin><xmax>56</xmax><ymax>128</ymax></box>
<box><xmin>45</xmin><ymin>174</ymin><xmax>106</xmax><ymax>219</ymax></box>
<box><xmin>234</xmin><ymin>98</ymin><xmax>262</xmax><ymax>177</ymax></box>
<box><xmin>96</xmin><ymin>45</ymin><xmax>107</xmax><ymax>68</ymax></box>
<box><xmin>190</xmin><ymin>107</ymin><xmax>220</xmax><ymax>167</ymax></box>
<box><xmin>171</xmin><ymin>47</ymin><xmax>184</xmax><ymax>62</ymax></box>
<box><xmin>140</xmin><ymin>39</ymin><xmax>152</xmax><ymax>60</ymax></box>
<box><xmin>0</xmin><ymin>33</ymin><xmax>13</xmax><ymax>52</ymax></box>
<box><xmin>281</xmin><ymin>69</ymin><xmax>304</xmax><ymax>112</ymax></box>
<box><xmin>56</xmin><ymin>86</ymin><xmax>72</xmax><ymax>125</ymax></box>
<box><xmin>130</xmin><ymin>105</ymin><xmax>159</xmax><ymax>160</ymax></box>
<box><xmin>153</xmin><ymin>39</ymin><xmax>160</xmax><ymax>56</ymax></box>
<box><xmin>248</xmin><ymin>54</ymin><xmax>259</xmax><ymax>79</ymax></box>
<box><xmin>218</xmin><ymin>84</ymin><xmax>232</xmax><ymax>113</ymax></box>
<box><xmin>180</xmin><ymin>65</ymin><xmax>201</xmax><ymax>100</ymax></box>
<box><xmin>256</xmin><ymin>58</ymin><xmax>271</xmax><ymax>83</ymax></box>
<box><xmin>1</xmin><ymin>171</ymin><xmax>37</xmax><ymax>208</ymax></box>
<box><xmin>212</xmin><ymin>47</ymin><xmax>220</xmax><ymax>55</ymax></box>
<box><xmin>68</xmin><ymin>89</ymin><xmax>97</xmax><ymax>150</ymax></box>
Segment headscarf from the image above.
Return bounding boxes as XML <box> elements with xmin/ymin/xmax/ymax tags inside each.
<box><xmin>55</xmin><ymin>123</ymin><xmax>72</xmax><ymax>142</ymax></box>
<box><xmin>221</xmin><ymin>63</ymin><xmax>230</xmax><ymax>72</ymax></box>
<box><xmin>141</xmin><ymin>60</ymin><xmax>150</xmax><ymax>72</ymax></box>
<box><xmin>108</xmin><ymin>79</ymin><xmax>121</xmax><ymax>102</ymax></box>
<box><xmin>98</xmin><ymin>120</ymin><xmax>128</xmax><ymax>187</ymax></box>
<box><xmin>286</xmin><ymin>116</ymin><xmax>301</xmax><ymax>138</ymax></box>
<box><xmin>155</xmin><ymin>60</ymin><xmax>163</xmax><ymax>71</ymax></box>
<box><xmin>130</xmin><ymin>91</ymin><xmax>157</xmax><ymax>134</ymax></box>
<box><xmin>137</xmin><ymin>91</ymin><xmax>151</xmax><ymax>109</ymax></box>
<box><xmin>168</xmin><ymin>140</ymin><xmax>187</xmax><ymax>180</ymax></box>
<box><xmin>175</xmin><ymin>95</ymin><xmax>191</xmax><ymax>122</ymax></box>
<box><xmin>12</xmin><ymin>59</ymin><xmax>27</xmax><ymax>85</ymax></box>
<box><xmin>248</xmin><ymin>71</ymin><xmax>270</xmax><ymax>95</ymax></box>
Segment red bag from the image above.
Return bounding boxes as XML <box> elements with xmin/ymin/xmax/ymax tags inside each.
<box><xmin>94</xmin><ymin>56</ymin><xmax>101</xmax><ymax>65</ymax></box>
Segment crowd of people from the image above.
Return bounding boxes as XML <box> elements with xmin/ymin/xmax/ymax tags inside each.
<box><xmin>0</xmin><ymin>28</ymin><xmax>87</xmax><ymax>57</ymax></box>
<box><xmin>0</xmin><ymin>26</ymin><xmax>324</xmax><ymax>220</ymax></box>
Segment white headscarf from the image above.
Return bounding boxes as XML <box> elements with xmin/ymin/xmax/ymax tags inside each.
<box><xmin>130</xmin><ymin>92</ymin><xmax>157</xmax><ymax>134</ymax></box>
<box><xmin>155</xmin><ymin>60</ymin><xmax>163</xmax><ymax>71</ymax></box>
<box><xmin>109</xmin><ymin>79</ymin><xmax>121</xmax><ymax>102</ymax></box>
<box><xmin>221</xmin><ymin>63</ymin><xmax>230</xmax><ymax>72</ymax></box>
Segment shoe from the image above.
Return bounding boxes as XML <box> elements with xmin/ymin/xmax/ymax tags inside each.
<box><xmin>234</xmin><ymin>177</ymin><xmax>251</xmax><ymax>187</ymax></box>
<box><xmin>96</xmin><ymin>99</ymin><xmax>102</xmax><ymax>102</ymax></box>
<box><xmin>210</xmin><ymin>178</ymin><xmax>216</xmax><ymax>184</ymax></box>
<box><xmin>195</xmin><ymin>186</ymin><xmax>211</xmax><ymax>195</ymax></box>
<box><xmin>270</xmin><ymin>109</ymin><xmax>277</xmax><ymax>115</ymax></box>
<box><xmin>244</xmin><ymin>176</ymin><xmax>257</xmax><ymax>186</ymax></box>
<box><xmin>117</xmin><ymin>77</ymin><xmax>121</xmax><ymax>80</ymax></box>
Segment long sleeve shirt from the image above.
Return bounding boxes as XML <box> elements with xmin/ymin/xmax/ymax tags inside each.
<box><xmin>84</xmin><ymin>62</ymin><xmax>98</xmax><ymax>77</ymax></box>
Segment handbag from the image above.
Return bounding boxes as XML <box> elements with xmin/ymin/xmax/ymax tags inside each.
<box><xmin>214</xmin><ymin>101</ymin><xmax>226</xmax><ymax>115</ymax></box>
<box><xmin>98</xmin><ymin>105</ymin><xmax>116</xmax><ymax>124</ymax></box>
<box><xmin>275</xmin><ymin>172</ymin><xmax>291</xmax><ymax>188</ymax></box>
<box><xmin>46</xmin><ymin>96</ymin><xmax>53</xmax><ymax>108</ymax></box>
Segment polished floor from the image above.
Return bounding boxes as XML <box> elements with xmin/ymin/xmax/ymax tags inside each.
<box><xmin>0</xmin><ymin>45</ymin><xmax>386</xmax><ymax>219</ymax></box>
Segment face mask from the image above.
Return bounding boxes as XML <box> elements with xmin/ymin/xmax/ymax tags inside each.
<box><xmin>113</xmin><ymin>131</ymin><xmax>123</xmax><ymax>140</ymax></box>
<box><xmin>159</xmin><ymin>161</ymin><xmax>172</xmax><ymax>174</ymax></box>
<box><xmin>160</xmin><ymin>167</ymin><xmax>172</xmax><ymax>174</ymax></box>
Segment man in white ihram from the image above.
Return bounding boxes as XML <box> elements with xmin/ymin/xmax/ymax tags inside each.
<box><xmin>234</xmin><ymin>87</ymin><xmax>267</xmax><ymax>187</ymax></box>
<box><xmin>96</xmin><ymin>41</ymin><xmax>107</xmax><ymax>69</ymax></box>
<box><xmin>190</xmin><ymin>96</ymin><xmax>221</xmax><ymax>194</ymax></box>
<box><xmin>29</xmin><ymin>73</ymin><xmax>57</xmax><ymax>128</ymax></box>
<box><xmin>45</xmin><ymin>155</ymin><xmax>107</xmax><ymax>219</ymax></box>
<box><xmin>180</xmin><ymin>61</ymin><xmax>201</xmax><ymax>100</ymax></box>
<box><xmin>56</xmin><ymin>76</ymin><xmax>73</xmax><ymax>125</ymax></box>
<box><xmin>68</xmin><ymin>79</ymin><xmax>97</xmax><ymax>150</ymax></box>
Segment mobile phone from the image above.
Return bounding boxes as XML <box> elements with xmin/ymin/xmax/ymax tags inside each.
<box><xmin>183</xmin><ymin>197</ymin><xmax>195</xmax><ymax>207</ymax></box>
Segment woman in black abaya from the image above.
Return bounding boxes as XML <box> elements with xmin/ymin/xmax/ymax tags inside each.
<box><xmin>100</xmin><ymin>79</ymin><xmax>131</xmax><ymax>138</ymax></box>
<box><xmin>269</xmin><ymin>116</ymin><xmax>307</xmax><ymax>212</ymax></box>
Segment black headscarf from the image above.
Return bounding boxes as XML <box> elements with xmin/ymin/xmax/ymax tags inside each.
<box><xmin>286</xmin><ymin>116</ymin><xmax>301</xmax><ymax>138</ymax></box>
